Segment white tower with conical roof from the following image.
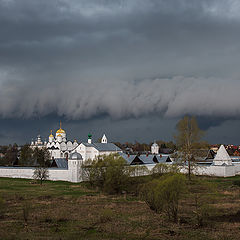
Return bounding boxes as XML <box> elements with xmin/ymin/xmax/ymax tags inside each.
<box><xmin>213</xmin><ymin>145</ymin><xmax>232</xmax><ymax>166</ymax></box>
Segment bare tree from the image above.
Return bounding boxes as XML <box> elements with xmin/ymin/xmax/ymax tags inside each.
<box><xmin>174</xmin><ymin>116</ymin><xmax>204</xmax><ymax>180</ymax></box>
<box><xmin>33</xmin><ymin>166</ymin><xmax>49</xmax><ymax>185</ymax></box>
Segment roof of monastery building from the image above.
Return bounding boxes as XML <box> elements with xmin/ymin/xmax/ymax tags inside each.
<box><xmin>50</xmin><ymin>158</ymin><xmax>68</xmax><ymax>169</ymax></box>
<box><xmin>119</xmin><ymin>153</ymin><xmax>172</xmax><ymax>165</ymax></box>
<box><xmin>82</xmin><ymin>142</ymin><xmax>121</xmax><ymax>152</ymax></box>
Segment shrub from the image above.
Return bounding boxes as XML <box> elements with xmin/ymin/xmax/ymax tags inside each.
<box><xmin>82</xmin><ymin>154</ymin><xmax>130</xmax><ymax>194</ymax></box>
<box><xmin>82</xmin><ymin>158</ymin><xmax>105</xmax><ymax>188</ymax></box>
<box><xmin>141</xmin><ymin>174</ymin><xmax>186</xmax><ymax>222</ymax></box>
<box><xmin>167</xmin><ymin>164</ymin><xmax>180</xmax><ymax>174</ymax></box>
<box><xmin>151</xmin><ymin>163</ymin><xmax>179</xmax><ymax>178</ymax></box>
<box><xmin>129</xmin><ymin>165</ymin><xmax>149</xmax><ymax>177</ymax></box>
<box><xmin>151</xmin><ymin>163</ymin><xmax>169</xmax><ymax>177</ymax></box>
<box><xmin>140</xmin><ymin>180</ymin><xmax>160</xmax><ymax>212</ymax></box>
<box><xmin>190</xmin><ymin>179</ymin><xmax>217</xmax><ymax>226</ymax></box>
<box><xmin>103</xmin><ymin>159</ymin><xmax>130</xmax><ymax>194</ymax></box>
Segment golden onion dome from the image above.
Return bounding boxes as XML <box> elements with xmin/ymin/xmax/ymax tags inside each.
<box><xmin>49</xmin><ymin>130</ymin><xmax>54</xmax><ymax>138</ymax></box>
<box><xmin>56</xmin><ymin>128</ymin><xmax>65</xmax><ymax>133</ymax></box>
<box><xmin>56</xmin><ymin>121</ymin><xmax>65</xmax><ymax>133</ymax></box>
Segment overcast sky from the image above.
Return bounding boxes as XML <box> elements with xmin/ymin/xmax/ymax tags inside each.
<box><xmin>1</xmin><ymin>0</ymin><xmax>240</xmax><ymax>145</ymax></box>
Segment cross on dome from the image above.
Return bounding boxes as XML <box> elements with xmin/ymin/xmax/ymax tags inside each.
<box><xmin>49</xmin><ymin>130</ymin><xmax>54</xmax><ymax>137</ymax></box>
<box><xmin>56</xmin><ymin>121</ymin><xmax>65</xmax><ymax>133</ymax></box>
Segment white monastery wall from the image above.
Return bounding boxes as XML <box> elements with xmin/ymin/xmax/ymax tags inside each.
<box><xmin>179</xmin><ymin>165</ymin><xmax>236</xmax><ymax>177</ymax></box>
<box><xmin>0</xmin><ymin>163</ymin><xmax>239</xmax><ymax>183</ymax></box>
<box><xmin>48</xmin><ymin>169</ymin><xmax>69</xmax><ymax>181</ymax></box>
<box><xmin>0</xmin><ymin>167</ymin><xmax>69</xmax><ymax>182</ymax></box>
<box><xmin>233</xmin><ymin>163</ymin><xmax>240</xmax><ymax>175</ymax></box>
<box><xmin>0</xmin><ymin>167</ymin><xmax>34</xmax><ymax>179</ymax></box>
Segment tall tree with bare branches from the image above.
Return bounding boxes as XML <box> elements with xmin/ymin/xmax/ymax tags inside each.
<box><xmin>175</xmin><ymin>116</ymin><xmax>204</xmax><ymax>180</ymax></box>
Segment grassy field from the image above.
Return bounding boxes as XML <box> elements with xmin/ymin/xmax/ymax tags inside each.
<box><xmin>0</xmin><ymin>176</ymin><xmax>240</xmax><ymax>240</ymax></box>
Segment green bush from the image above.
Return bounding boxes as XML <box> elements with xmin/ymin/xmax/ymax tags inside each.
<box><xmin>151</xmin><ymin>163</ymin><xmax>169</xmax><ymax>177</ymax></box>
<box><xmin>82</xmin><ymin>154</ymin><xmax>130</xmax><ymax>194</ymax></box>
<box><xmin>103</xmin><ymin>157</ymin><xmax>130</xmax><ymax>194</ymax></box>
<box><xmin>129</xmin><ymin>165</ymin><xmax>149</xmax><ymax>177</ymax></box>
<box><xmin>151</xmin><ymin>163</ymin><xmax>179</xmax><ymax>178</ymax></box>
<box><xmin>141</xmin><ymin>174</ymin><xmax>186</xmax><ymax>222</ymax></box>
<box><xmin>190</xmin><ymin>179</ymin><xmax>218</xmax><ymax>226</ymax></box>
<box><xmin>140</xmin><ymin>179</ymin><xmax>160</xmax><ymax>212</ymax></box>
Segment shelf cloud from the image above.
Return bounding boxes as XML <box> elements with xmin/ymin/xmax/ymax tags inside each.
<box><xmin>0</xmin><ymin>76</ymin><xmax>240</xmax><ymax>120</ymax></box>
<box><xmin>1</xmin><ymin>0</ymin><xmax>240</xmax><ymax>143</ymax></box>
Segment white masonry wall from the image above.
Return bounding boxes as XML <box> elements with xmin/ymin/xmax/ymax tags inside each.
<box><xmin>1</xmin><ymin>162</ymin><xmax>240</xmax><ymax>183</ymax></box>
<box><xmin>0</xmin><ymin>167</ymin><xmax>69</xmax><ymax>182</ymax></box>
<box><xmin>233</xmin><ymin>162</ymin><xmax>240</xmax><ymax>175</ymax></box>
<box><xmin>179</xmin><ymin>165</ymin><xmax>236</xmax><ymax>177</ymax></box>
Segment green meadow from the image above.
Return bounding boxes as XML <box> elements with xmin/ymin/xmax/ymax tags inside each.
<box><xmin>0</xmin><ymin>176</ymin><xmax>240</xmax><ymax>240</ymax></box>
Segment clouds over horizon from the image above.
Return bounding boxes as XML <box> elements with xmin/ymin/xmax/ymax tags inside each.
<box><xmin>1</xmin><ymin>0</ymin><xmax>240</xmax><ymax>143</ymax></box>
<box><xmin>1</xmin><ymin>76</ymin><xmax>240</xmax><ymax>120</ymax></box>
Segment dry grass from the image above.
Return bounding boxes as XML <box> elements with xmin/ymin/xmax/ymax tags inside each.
<box><xmin>0</xmin><ymin>176</ymin><xmax>240</xmax><ymax>239</ymax></box>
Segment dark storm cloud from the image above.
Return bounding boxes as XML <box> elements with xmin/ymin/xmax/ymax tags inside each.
<box><xmin>1</xmin><ymin>0</ymin><xmax>240</xmax><ymax>138</ymax></box>
<box><xmin>1</xmin><ymin>76</ymin><xmax>240</xmax><ymax>120</ymax></box>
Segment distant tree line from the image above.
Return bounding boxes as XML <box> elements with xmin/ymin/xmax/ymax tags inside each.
<box><xmin>0</xmin><ymin>144</ymin><xmax>19</xmax><ymax>166</ymax></box>
<box><xmin>0</xmin><ymin>144</ymin><xmax>50</xmax><ymax>167</ymax></box>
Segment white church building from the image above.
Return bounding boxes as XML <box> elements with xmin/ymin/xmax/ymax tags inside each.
<box><xmin>30</xmin><ymin>123</ymin><xmax>122</xmax><ymax>161</ymax></box>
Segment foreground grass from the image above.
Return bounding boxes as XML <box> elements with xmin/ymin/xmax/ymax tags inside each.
<box><xmin>0</xmin><ymin>176</ymin><xmax>240</xmax><ymax>239</ymax></box>
<box><xmin>0</xmin><ymin>178</ymin><xmax>98</xmax><ymax>198</ymax></box>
